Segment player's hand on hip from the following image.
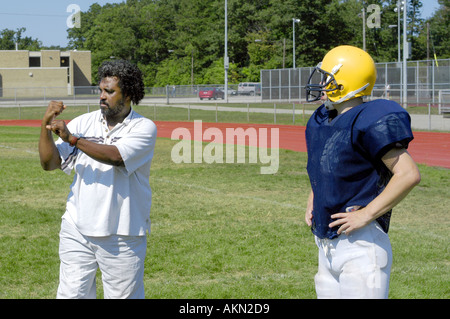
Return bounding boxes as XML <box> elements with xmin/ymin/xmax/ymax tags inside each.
<box><xmin>329</xmin><ymin>208</ymin><xmax>372</xmax><ymax>236</ymax></box>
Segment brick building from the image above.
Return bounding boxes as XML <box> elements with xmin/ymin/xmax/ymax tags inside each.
<box><xmin>0</xmin><ymin>50</ymin><xmax>91</xmax><ymax>97</ymax></box>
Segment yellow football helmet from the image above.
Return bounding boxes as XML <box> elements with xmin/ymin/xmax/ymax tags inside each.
<box><xmin>306</xmin><ymin>45</ymin><xmax>377</xmax><ymax>109</ymax></box>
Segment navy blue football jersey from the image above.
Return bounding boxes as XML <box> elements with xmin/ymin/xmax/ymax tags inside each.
<box><xmin>305</xmin><ymin>99</ymin><xmax>414</xmax><ymax>239</ymax></box>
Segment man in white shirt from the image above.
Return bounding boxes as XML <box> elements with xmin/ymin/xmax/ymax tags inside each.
<box><xmin>39</xmin><ymin>60</ymin><xmax>157</xmax><ymax>298</ymax></box>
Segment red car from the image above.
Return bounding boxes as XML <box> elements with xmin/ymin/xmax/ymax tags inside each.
<box><xmin>199</xmin><ymin>87</ymin><xmax>224</xmax><ymax>100</ymax></box>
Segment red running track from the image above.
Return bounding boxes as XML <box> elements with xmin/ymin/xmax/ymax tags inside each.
<box><xmin>1</xmin><ymin>119</ymin><xmax>448</xmax><ymax>169</ymax></box>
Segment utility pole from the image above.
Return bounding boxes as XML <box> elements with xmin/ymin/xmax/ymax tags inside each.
<box><xmin>292</xmin><ymin>18</ymin><xmax>300</xmax><ymax>68</ymax></box>
<box><xmin>402</xmin><ymin>1</ymin><xmax>408</xmax><ymax>108</ymax></box>
<box><xmin>362</xmin><ymin>8</ymin><xmax>366</xmax><ymax>51</ymax></box>
<box><xmin>224</xmin><ymin>0</ymin><xmax>229</xmax><ymax>102</ymax></box>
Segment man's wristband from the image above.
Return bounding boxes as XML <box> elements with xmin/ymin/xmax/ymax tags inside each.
<box><xmin>69</xmin><ymin>134</ymin><xmax>81</xmax><ymax>147</ymax></box>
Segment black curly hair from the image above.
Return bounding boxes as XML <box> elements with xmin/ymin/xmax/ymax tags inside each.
<box><xmin>97</xmin><ymin>59</ymin><xmax>145</xmax><ymax>105</ymax></box>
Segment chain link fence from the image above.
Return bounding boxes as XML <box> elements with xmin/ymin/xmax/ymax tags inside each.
<box><xmin>0</xmin><ymin>83</ymin><xmax>266</xmax><ymax>106</ymax></box>
<box><xmin>261</xmin><ymin>59</ymin><xmax>450</xmax><ymax>108</ymax></box>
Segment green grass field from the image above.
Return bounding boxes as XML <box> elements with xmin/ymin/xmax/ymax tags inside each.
<box><xmin>0</xmin><ymin>124</ymin><xmax>448</xmax><ymax>299</ymax></box>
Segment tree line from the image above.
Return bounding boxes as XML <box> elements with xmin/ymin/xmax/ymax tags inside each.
<box><xmin>1</xmin><ymin>0</ymin><xmax>449</xmax><ymax>87</ymax></box>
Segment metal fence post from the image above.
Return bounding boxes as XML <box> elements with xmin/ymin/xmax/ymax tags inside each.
<box><xmin>247</xmin><ymin>103</ymin><xmax>249</xmax><ymax>122</ymax></box>
<box><xmin>292</xmin><ymin>102</ymin><xmax>295</xmax><ymax>124</ymax></box>
<box><xmin>274</xmin><ymin>103</ymin><xmax>276</xmax><ymax>124</ymax></box>
<box><xmin>166</xmin><ymin>84</ymin><xmax>169</xmax><ymax>104</ymax></box>
<box><xmin>428</xmin><ymin>103</ymin><xmax>431</xmax><ymax>130</ymax></box>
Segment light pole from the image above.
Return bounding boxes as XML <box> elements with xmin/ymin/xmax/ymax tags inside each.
<box><xmin>292</xmin><ymin>18</ymin><xmax>300</xmax><ymax>69</ymax></box>
<box><xmin>392</xmin><ymin>1</ymin><xmax>404</xmax><ymax>104</ymax></box>
<box><xmin>361</xmin><ymin>8</ymin><xmax>366</xmax><ymax>51</ymax></box>
<box><xmin>402</xmin><ymin>0</ymin><xmax>407</xmax><ymax>108</ymax></box>
<box><xmin>389</xmin><ymin>24</ymin><xmax>400</xmax><ymax>62</ymax></box>
<box><xmin>224</xmin><ymin>0</ymin><xmax>229</xmax><ymax>102</ymax></box>
<box><xmin>395</xmin><ymin>0</ymin><xmax>402</xmax><ymax>63</ymax></box>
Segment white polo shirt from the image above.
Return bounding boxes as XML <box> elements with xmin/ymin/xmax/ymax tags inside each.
<box><xmin>55</xmin><ymin>109</ymin><xmax>157</xmax><ymax>237</ymax></box>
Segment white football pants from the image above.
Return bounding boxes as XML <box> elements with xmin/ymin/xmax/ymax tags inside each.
<box><xmin>57</xmin><ymin>218</ymin><xmax>147</xmax><ymax>299</ymax></box>
<box><xmin>314</xmin><ymin>221</ymin><xmax>392</xmax><ymax>299</ymax></box>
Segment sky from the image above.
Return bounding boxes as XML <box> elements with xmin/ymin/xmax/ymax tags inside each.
<box><xmin>0</xmin><ymin>0</ymin><xmax>442</xmax><ymax>48</ymax></box>
<box><xmin>0</xmin><ymin>0</ymin><xmax>124</xmax><ymax>47</ymax></box>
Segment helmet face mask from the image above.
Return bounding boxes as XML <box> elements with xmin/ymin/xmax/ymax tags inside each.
<box><xmin>306</xmin><ymin>63</ymin><xmax>340</xmax><ymax>103</ymax></box>
<box><xmin>305</xmin><ymin>45</ymin><xmax>377</xmax><ymax>108</ymax></box>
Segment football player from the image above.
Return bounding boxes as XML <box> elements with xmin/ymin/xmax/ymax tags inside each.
<box><xmin>304</xmin><ymin>45</ymin><xmax>421</xmax><ymax>298</ymax></box>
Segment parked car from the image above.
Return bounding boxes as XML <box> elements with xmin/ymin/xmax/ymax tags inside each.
<box><xmin>218</xmin><ymin>86</ymin><xmax>237</xmax><ymax>95</ymax></box>
<box><xmin>237</xmin><ymin>82</ymin><xmax>261</xmax><ymax>96</ymax></box>
<box><xmin>199</xmin><ymin>87</ymin><xmax>225</xmax><ymax>100</ymax></box>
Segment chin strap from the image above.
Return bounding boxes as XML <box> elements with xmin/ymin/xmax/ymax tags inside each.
<box><xmin>324</xmin><ymin>100</ymin><xmax>335</xmax><ymax>110</ymax></box>
<box><xmin>324</xmin><ymin>82</ymin><xmax>370</xmax><ymax>110</ymax></box>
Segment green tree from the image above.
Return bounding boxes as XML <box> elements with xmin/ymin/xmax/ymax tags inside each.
<box><xmin>424</xmin><ymin>0</ymin><xmax>450</xmax><ymax>59</ymax></box>
<box><xmin>154</xmin><ymin>55</ymin><xmax>192</xmax><ymax>86</ymax></box>
<box><xmin>407</xmin><ymin>0</ymin><xmax>425</xmax><ymax>60</ymax></box>
<box><xmin>64</xmin><ymin>0</ymin><xmax>448</xmax><ymax>87</ymax></box>
<box><xmin>0</xmin><ymin>28</ymin><xmax>41</xmax><ymax>51</ymax></box>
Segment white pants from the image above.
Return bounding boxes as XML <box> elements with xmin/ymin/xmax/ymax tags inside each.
<box><xmin>57</xmin><ymin>219</ymin><xmax>147</xmax><ymax>299</ymax></box>
<box><xmin>314</xmin><ymin>221</ymin><xmax>392</xmax><ymax>299</ymax></box>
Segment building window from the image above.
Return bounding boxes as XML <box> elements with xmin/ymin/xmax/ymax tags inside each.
<box><xmin>29</xmin><ymin>57</ymin><xmax>41</xmax><ymax>67</ymax></box>
<box><xmin>60</xmin><ymin>57</ymin><xmax>69</xmax><ymax>67</ymax></box>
